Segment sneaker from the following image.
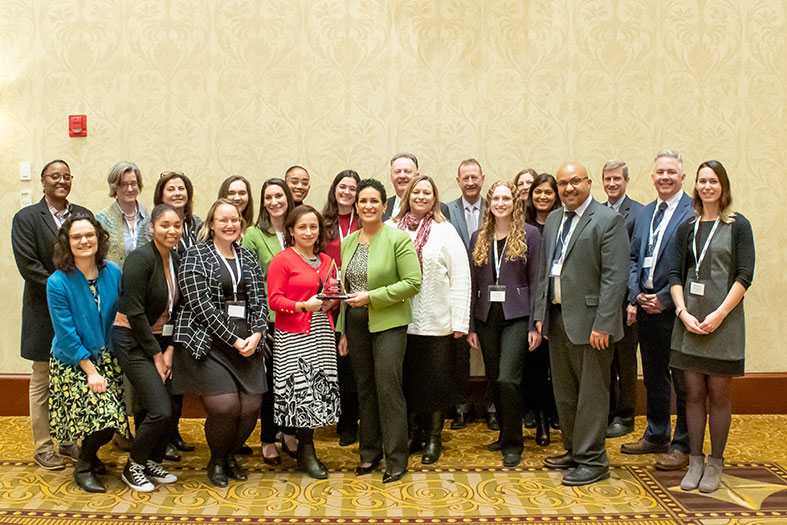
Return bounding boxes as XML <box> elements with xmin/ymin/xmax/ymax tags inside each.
<box><xmin>34</xmin><ymin>449</ymin><xmax>66</xmax><ymax>470</ymax></box>
<box><xmin>122</xmin><ymin>460</ymin><xmax>155</xmax><ymax>492</ymax></box>
<box><xmin>58</xmin><ymin>443</ymin><xmax>81</xmax><ymax>462</ymax></box>
<box><xmin>145</xmin><ymin>460</ymin><xmax>177</xmax><ymax>484</ymax></box>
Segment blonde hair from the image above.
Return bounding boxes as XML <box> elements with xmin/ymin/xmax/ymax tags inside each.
<box><xmin>472</xmin><ymin>181</ymin><xmax>528</xmax><ymax>266</ymax></box>
<box><xmin>395</xmin><ymin>175</ymin><xmax>446</xmax><ymax>223</ymax></box>
<box><xmin>197</xmin><ymin>198</ymin><xmax>247</xmax><ymax>242</ymax></box>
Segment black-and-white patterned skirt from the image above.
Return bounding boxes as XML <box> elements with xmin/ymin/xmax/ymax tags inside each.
<box><xmin>273</xmin><ymin>311</ymin><xmax>340</xmax><ymax>428</ymax></box>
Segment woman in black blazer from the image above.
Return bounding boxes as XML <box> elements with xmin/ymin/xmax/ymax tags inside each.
<box><xmin>173</xmin><ymin>198</ymin><xmax>268</xmax><ymax>487</ymax></box>
<box><xmin>467</xmin><ymin>181</ymin><xmax>542</xmax><ymax>468</ymax></box>
<box><xmin>113</xmin><ymin>204</ymin><xmax>182</xmax><ymax>492</ymax></box>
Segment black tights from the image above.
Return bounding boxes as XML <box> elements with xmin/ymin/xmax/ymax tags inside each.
<box><xmin>80</xmin><ymin>427</ymin><xmax>115</xmax><ymax>462</ymax></box>
<box><xmin>203</xmin><ymin>392</ymin><xmax>263</xmax><ymax>462</ymax></box>
<box><xmin>296</xmin><ymin>428</ymin><xmax>314</xmax><ymax>446</ymax></box>
<box><xmin>684</xmin><ymin>370</ymin><xmax>732</xmax><ymax>459</ymax></box>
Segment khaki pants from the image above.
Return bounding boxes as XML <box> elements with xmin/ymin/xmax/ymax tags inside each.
<box><xmin>30</xmin><ymin>361</ymin><xmax>54</xmax><ymax>454</ymax></box>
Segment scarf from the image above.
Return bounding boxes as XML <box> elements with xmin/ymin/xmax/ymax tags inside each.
<box><xmin>397</xmin><ymin>211</ymin><xmax>432</xmax><ymax>268</ymax></box>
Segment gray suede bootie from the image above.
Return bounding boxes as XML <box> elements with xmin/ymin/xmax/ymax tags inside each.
<box><xmin>680</xmin><ymin>454</ymin><xmax>705</xmax><ymax>491</ymax></box>
<box><xmin>698</xmin><ymin>456</ymin><xmax>724</xmax><ymax>493</ymax></box>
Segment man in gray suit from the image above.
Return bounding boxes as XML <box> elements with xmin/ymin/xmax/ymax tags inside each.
<box><xmin>445</xmin><ymin>159</ymin><xmax>486</xmax><ymax>429</ymax></box>
<box><xmin>602</xmin><ymin>161</ymin><xmax>644</xmax><ymax>438</ymax></box>
<box><xmin>535</xmin><ymin>162</ymin><xmax>629</xmax><ymax>486</ymax></box>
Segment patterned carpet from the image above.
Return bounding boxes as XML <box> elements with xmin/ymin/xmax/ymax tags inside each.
<box><xmin>1</xmin><ymin>415</ymin><xmax>787</xmax><ymax>524</ymax></box>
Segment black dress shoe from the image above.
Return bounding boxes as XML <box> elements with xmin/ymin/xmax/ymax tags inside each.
<box><xmin>544</xmin><ymin>452</ymin><xmax>577</xmax><ymax>469</ymax></box>
<box><xmin>502</xmin><ymin>452</ymin><xmax>521</xmax><ymax>468</ymax></box>
<box><xmin>237</xmin><ymin>444</ymin><xmax>253</xmax><ymax>455</ymax></box>
<box><xmin>535</xmin><ymin>411</ymin><xmax>550</xmax><ymax>447</ymax></box>
<box><xmin>487</xmin><ymin>439</ymin><xmax>503</xmax><ymax>452</ymax></box>
<box><xmin>164</xmin><ymin>443</ymin><xmax>182</xmax><ymax>462</ymax></box>
<box><xmin>171</xmin><ymin>433</ymin><xmax>195</xmax><ymax>452</ymax></box>
<box><xmin>263</xmin><ymin>453</ymin><xmax>281</xmax><ymax>466</ymax></box>
<box><xmin>450</xmin><ymin>412</ymin><xmax>468</xmax><ymax>430</ymax></box>
<box><xmin>486</xmin><ymin>413</ymin><xmax>500</xmax><ymax>431</ymax></box>
<box><xmin>561</xmin><ymin>465</ymin><xmax>610</xmax><ymax>486</ymax></box>
<box><xmin>339</xmin><ymin>429</ymin><xmax>358</xmax><ymax>447</ymax></box>
<box><xmin>224</xmin><ymin>456</ymin><xmax>248</xmax><ymax>481</ymax></box>
<box><xmin>354</xmin><ymin>454</ymin><xmax>383</xmax><ymax>476</ymax></box>
<box><xmin>207</xmin><ymin>460</ymin><xmax>229</xmax><ymax>487</ymax></box>
<box><xmin>382</xmin><ymin>470</ymin><xmax>407</xmax><ymax>483</ymax></box>
<box><xmin>523</xmin><ymin>410</ymin><xmax>536</xmax><ymax>429</ymax></box>
<box><xmin>605</xmin><ymin>417</ymin><xmax>635</xmax><ymax>438</ymax></box>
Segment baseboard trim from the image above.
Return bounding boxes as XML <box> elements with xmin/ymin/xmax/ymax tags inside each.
<box><xmin>1</xmin><ymin>372</ymin><xmax>785</xmax><ymax>417</ymax></box>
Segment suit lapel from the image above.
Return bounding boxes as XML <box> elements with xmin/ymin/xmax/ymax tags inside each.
<box><xmin>564</xmin><ymin>201</ymin><xmax>595</xmax><ymax>261</ymax></box>
<box><xmin>543</xmin><ymin>211</ymin><xmax>561</xmax><ymax>265</ymax></box>
<box><xmin>620</xmin><ymin>195</ymin><xmax>632</xmax><ymax>220</ymax></box>
<box><xmin>451</xmin><ymin>199</ymin><xmax>469</xmax><ymax>244</ymax></box>
<box><xmin>656</xmin><ymin>193</ymin><xmax>690</xmax><ymax>265</ymax></box>
<box><xmin>38</xmin><ymin>198</ymin><xmax>58</xmax><ymax>236</ymax></box>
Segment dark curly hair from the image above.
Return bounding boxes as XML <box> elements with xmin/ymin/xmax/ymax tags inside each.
<box><xmin>283</xmin><ymin>205</ymin><xmax>326</xmax><ymax>254</ymax></box>
<box><xmin>52</xmin><ymin>214</ymin><xmax>110</xmax><ymax>272</ymax></box>
<box><xmin>357</xmin><ymin>178</ymin><xmax>387</xmax><ymax>203</ymax></box>
<box><xmin>322</xmin><ymin>170</ymin><xmax>360</xmax><ymax>240</ymax></box>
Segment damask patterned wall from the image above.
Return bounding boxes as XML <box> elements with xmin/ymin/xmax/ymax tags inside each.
<box><xmin>0</xmin><ymin>1</ymin><xmax>784</xmax><ymax>374</ymax></box>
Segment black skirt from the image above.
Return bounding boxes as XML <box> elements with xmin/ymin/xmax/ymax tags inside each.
<box><xmin>403</xmin><ymin>334</ymin><xmax>454</xmax><ymax>413</ymax></box>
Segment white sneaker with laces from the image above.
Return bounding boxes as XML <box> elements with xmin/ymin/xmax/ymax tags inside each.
<box><xmin>145</xmin><ymin>460</ymin><xmax>177</xmax><ymax>484</ymax></box>
<box><xmin>122</xmin><ymin>459</ymin><xmax>155</xmax><ymax>492</ymax></box>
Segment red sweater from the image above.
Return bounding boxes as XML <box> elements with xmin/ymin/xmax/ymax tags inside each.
<box><xmin>324</xmin><ymin>212</ymin><xmax>359</xmax><ymax>269</ymax></box>
<box><xmin>267</xmin><ymin>248</ymin><xmax>335</xmax><ymax>334</ymax></box>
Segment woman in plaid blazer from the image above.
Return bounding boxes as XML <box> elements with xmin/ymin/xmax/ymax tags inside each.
<box><xmin>172</xmin><ymin>199</ymin><xmax>268</xmax><ymax>487</ymax></box>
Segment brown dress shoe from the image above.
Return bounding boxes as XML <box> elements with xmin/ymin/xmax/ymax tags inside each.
<box><xmin>620</xmin><ymin>437</ymin><xmax>669</xmax><ymax>455</ymax></box>
<box><xmin>655</xmin><ymin>448</ymin><xmax>689</xmax><ymax>471</ymax></box>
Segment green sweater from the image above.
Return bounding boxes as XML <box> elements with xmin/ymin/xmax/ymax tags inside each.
<box><xmin>338</xmin><ymin>224</ymin><xmax>422</xmax><ymax>333</ymax></box>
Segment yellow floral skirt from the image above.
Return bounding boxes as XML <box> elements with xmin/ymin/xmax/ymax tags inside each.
<box><xmin>49</xmin><ymin>349</ymin><xmax>130</xmax><ymax>442</ymax></box>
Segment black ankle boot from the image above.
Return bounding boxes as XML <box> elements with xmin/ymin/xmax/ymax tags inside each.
<box><xmin>407</xmin><ymin>412</ymin><xmax>424</xmax><ymax>455</ymax></box>
<box><xmin>74</xmin><ymin>459</ymin><xmax>106</xmax><ymax>493</ymax></box>
<box><xmin>421</xmin><ymin>412</ymin><xmax>443</xmax><ymax>464</ymax></box>
<box><xmin>297</xmin><ymin>443</ymin><xmax>327</xmax><ymax>479</ymax></box>
<box><xmin>207</xmin><ymin>458</ymin><xmax>229</xmax><ymax>487</ymax></box>
<box><xmin>225</xmin><ymin>455</ymin><xmax>248</xmax><ymax>481</ymax></box>
<box><xmin>536</xmin><ymin>411</ymin><xmax>550</xmax><ymax>446</ymax></box>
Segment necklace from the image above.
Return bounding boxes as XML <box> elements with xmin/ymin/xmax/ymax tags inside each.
<box><xmin>293</xmin><ymin>247</ymin><xmax>318</xmax><ymax>263</ymax></box>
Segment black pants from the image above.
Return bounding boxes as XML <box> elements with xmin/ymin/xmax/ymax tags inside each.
<box><xmin>522</xmin><ymin>337</ymin><xmax>553</xmax><ymax>413</ymax></box>
<box><xmin>609</xmin><ymin>305</ymin><xmax>639</xmax><ymax>420</ymax></box>
<box><xmin>476</xmin><ymin>304</ymin><xmax>529</xmax><ymax>455</ymax></box>
<box><xmin>345</xmin><ymin>306</ymin><xmax>409</xmax><ymax>473</ymax></box>
<box><xmin>638</xmin><ymin>309</ymin><xmax>688</xmax><ymax>450</ymax></box>
<box><xmin>451</xmin><ymin>335</ymin><xmax>471</xmax><ymax>415</ymax></box>
<box><xmin>404</xmin><ymin>334</ymin><xmax>453</xmax><ymax>413</ymax></box>
<box><xmin>113</xmin><ymin>327</ymin><xmax>174</xmax><ymax>465</ymax></box>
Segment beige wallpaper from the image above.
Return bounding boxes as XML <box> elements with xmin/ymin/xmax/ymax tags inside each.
<box><xmin>1</xmin><ymin>1</ymin><xmax>784</xmax><ymax>374</ymax></box>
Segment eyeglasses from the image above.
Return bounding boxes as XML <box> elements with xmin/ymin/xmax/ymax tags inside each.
<box><xmin>160</xmin><ymin>171</ymin><xmax>185</xmax><ymax>178</ymax></box>
<box><xmin>69</xmin><ymin>232</ymin><xmax>96</xmax><ymax>242</ymax></box>
<box><xmin>556</xmin><ymin>176</ymin><xmax>588</xmax><ymax>189</ymax></box>
<box><xmin>45</xmin><ymin>173</ymin><xmax>74</xmax><ymax>182</ymax></box>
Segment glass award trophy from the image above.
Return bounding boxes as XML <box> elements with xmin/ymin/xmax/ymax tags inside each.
<box><xmin>317</xmin><ymin>259</ymin><xmax>348</xmax><ymax>300</ymax></box>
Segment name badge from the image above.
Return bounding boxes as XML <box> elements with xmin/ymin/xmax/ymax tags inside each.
<box><xmin>162</xmin><ymin>324</ymin><xmax>174</xmax><ymax>337</ymax></box>
<box><xmin>227</xmin><ymin>300</ymin><xmax>247</xmax><ymax>319</ymax></box>
<box><xmin>550</xmin><ymin>262</ymin><xmax>562</xmax><ymax>277</ymax></box>
<box><xmin>489</xmin><ymin>285</ymin><xmax>506</xmax><ymax>303</ymax></box>
<box><xmin>689</xmin><ymin>281</ymin><xmax>705</xmax><ymax>296</ymax></box>
<box><xmin>643</xmin><ymin>256</ymin><xmax>654</xmax><ymax>268</ymax></box>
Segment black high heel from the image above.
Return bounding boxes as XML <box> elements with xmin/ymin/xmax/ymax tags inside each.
<box><xmin>354</xmin><ymin>453</ymin><xmax>383</xmax><ymax>476</ymax></box>
<box><xmin>280</xmin><ymin>435</ymin><xmax>298</xmax><ymax>458</ymax></box>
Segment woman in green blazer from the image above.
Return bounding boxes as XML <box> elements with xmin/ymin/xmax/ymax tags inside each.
<box><xmin>242</xmin><ymin>177</ymin><xmax>296</xmax><ymax>464</ymax></box>
<box><xmin>338</xmin><ymin>179</ymin><xmax>421</xmax><ymax>483</ymax></box>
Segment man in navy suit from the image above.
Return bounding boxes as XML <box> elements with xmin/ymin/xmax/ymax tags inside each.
<box><xmin>445</xmin><ymin>159</ymin><xmax>488</xmax><ymax>429</ymax></box>
<box><xmin>621</xmin><ymin>150</ymin><xmax>694</xmax><ymax>471</ymax></box>
<box><xmin>534</xmin><ymin>162</ymin><xmax>630</xmax><ymax>486</ymax></box>
<box><xmin>601</xmin><ymin>161</ymin><xmax>644</xmax><ymax>438</ymax></box>
<box><xmin>382</xmin><ymin>153</ymin><xmax>449</xmax><ymax>221</ymax></box>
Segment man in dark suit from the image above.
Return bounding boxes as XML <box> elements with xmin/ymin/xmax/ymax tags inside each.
<box><xmin>534</xmin><ymin>162</ymin><xmax>629</xmax><ymax>486</ymax></box>
<box><xmin>382</xmin><ymin>152</ymin><xmax>449</xmax><ymax>221</ymax></box>
<box><xmin>11</xmin><ymin>160</ymin><xmax>93</xmax><ymax>470</ymax></box>
<box><xmin>601</xmin><ymin>161</ymin><xmax>644</xmax><ymax>438</ymax></box>
<box><xmin>445</xmin><ymin>159</ymin><xmax>486</xmax><ymax>429</ymax></box>
<box><xmin>621</xmin><ymin>150</ymin><xmax>694</xmax><ymax>471</ymax></box>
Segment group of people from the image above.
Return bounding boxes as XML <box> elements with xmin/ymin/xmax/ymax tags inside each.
<box><xmin>11</xmin><ymin>149</ymin><xmax>753</xmax><ymax>494</ymax></box>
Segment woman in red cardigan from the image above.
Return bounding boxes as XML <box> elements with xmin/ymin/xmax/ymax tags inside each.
<box><xmin>266</xmin><ymin>205</ymin><xmax>340</xmax><ymax>479</ymax></box>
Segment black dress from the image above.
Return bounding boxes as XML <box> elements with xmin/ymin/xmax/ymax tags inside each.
<box><xmin>173</xmin><ymin>258</ymin><xmax>266</xmax><ymax>395</ymax></box>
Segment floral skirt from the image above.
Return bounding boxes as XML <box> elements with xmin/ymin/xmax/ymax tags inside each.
<box><xmin>49</xmin><ymin>349</ymin><xmax>130</xmax><ymax>442</ymax></box>
<box><xmin>273</xmin><ymin>311</ymin><xmax>340</xmax><ymax>428</ymax></box>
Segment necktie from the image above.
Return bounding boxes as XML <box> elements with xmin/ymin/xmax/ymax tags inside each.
<box><xmin>553</xmin><ymin>210</ymin><xmax>576</xmax><ymax>264</ymax></box>
<box><xmin>646</xmin><ymin>202</ymin><xmax>668</xmax><ymax>256</ymax></box>
<box><xmin>465</xmin><ymin>206</ymin><xmax>477</xmax><ymax>235</ymax></box>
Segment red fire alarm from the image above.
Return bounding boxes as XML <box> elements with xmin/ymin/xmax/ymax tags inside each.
<box><xmin>68</xmin><ymin>115</ymin><xmax>87</xmax><ymax>137</ymax></box>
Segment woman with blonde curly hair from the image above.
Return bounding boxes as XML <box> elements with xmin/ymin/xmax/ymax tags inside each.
<box><xmin>467</xmin><ymin>181</ymin><xmax>542</xmax><ymax>468</ymax></box>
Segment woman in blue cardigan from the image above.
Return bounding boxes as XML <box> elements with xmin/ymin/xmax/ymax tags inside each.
<box><xmin>47</xmin><ymin>214</ymin><xmax>128</xmax><ymax>493</ymax></box>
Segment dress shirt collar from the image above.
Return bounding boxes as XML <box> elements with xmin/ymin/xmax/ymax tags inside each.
<box><xmin>461</xmin><ymin>197</ymin><xmax>480</xmax><ymax>212</ymax></box>
<box><xmin>564</xmin><ymin>193</ymin><xmax>593</xmax><ymax>219</ymax></box>
<box><xmin>658</xmin><ymin>190</ymin><xmax>683</xmax><ymax>211</ymax></box>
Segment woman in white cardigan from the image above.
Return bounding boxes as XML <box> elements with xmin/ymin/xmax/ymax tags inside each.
<box><xmin>387</xmin><ymin>175</ymin><xmax>471</xmax><ymax>465</ymax></box>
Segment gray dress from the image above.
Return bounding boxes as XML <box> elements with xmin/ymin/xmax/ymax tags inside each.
<box><xmin>670</xmin><ymin>219</ymin><xmax>752</xmax><ymax>377</ymax></box>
